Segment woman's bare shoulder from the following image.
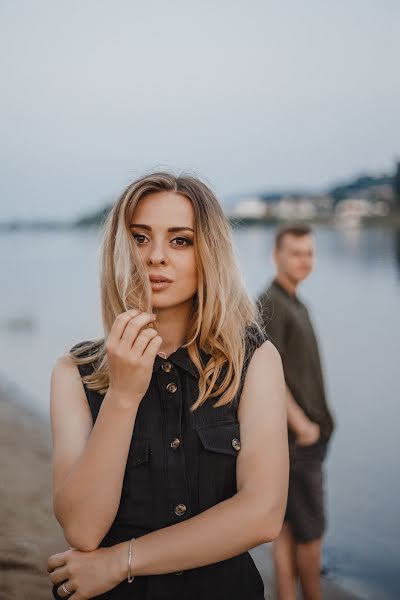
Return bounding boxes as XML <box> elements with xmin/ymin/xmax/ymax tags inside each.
<box><xmin>251</xmin><ymin>339</ymin><xmax>282</xmax><ymax>371</ymax></box>
<box><xmin>51</xmin><ymin>354</ymin><xmax>83</xmax><ymax>389</ymax></box>
<box><xmin>237</xmin><ymin>339</ymin><xmax>285</xmax><ymax>421</ymax></box>
<box><xmin>53</xmin><ymin>353</ymin><xmax>76</xmax><ymax>370</ymax></box>
<box><xmin>52</xmin><ymin>339</ymin><xmax>98</xmax><ymax>378</ymax></box>
<box><xmin>50</xmin><ymin>351</ymin><xmax>89</xmax><ymax>413</ymax></box>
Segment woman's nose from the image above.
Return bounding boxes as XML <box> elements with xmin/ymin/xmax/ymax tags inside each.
<box><xmin>147</xmin><ymin>242</ymin><xmax>168</xmax><ymax>265</ymax></box>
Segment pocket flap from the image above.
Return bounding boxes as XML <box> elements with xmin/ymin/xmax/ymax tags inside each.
<box><xmin>127</xmin><ymin>436</ymin><xmax>150</xmax><ymax>468</ymax></box>
<box><xmin>196</xmin><ymin>421</ymin><xmax>241</xmax><ymax>456</ymax></box>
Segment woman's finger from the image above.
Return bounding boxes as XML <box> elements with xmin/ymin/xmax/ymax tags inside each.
<box><xmin>131</xmin><ymin>327</ymin><xmax>159</xmax><ymax>356</ymax></box>
<box><xmin>49</xmin><ymin>566</ymin><xmax>69</xmax><ymax>585</ymax></box>
<box><xmin>106</xmin><ymin>309</ymin><xmax>141</xmax><ymax>345</ymax></box>
<box><xmin>142</xmin><ymin>335</ymin><xmax>163</xmax><ymax>360</ymax></box>
<box><xmin>57</xmin><ymin>580</ymin><xmax>75</xmax><ymax>598</ymax></box>
<box><xmin>119</xmin><ymin>312</ymin><xmax>157</xmax><ymax>349</ymax></box>
<box><xmin>47</xmin><ymin>552</ymin><xmax>67</xmax><ymax>573</ymax></box>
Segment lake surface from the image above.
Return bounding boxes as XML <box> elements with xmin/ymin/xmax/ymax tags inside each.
<box><xmin>1</xmin><ymin>225</ymin><xmax>399</xmax><ymax>599</ymax></box>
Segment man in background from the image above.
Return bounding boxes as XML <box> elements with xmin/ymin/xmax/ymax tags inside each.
<box><xmin>257</xmin><ymin>224</ymin><xmax>334</xmax><ymax>600</ymax></box>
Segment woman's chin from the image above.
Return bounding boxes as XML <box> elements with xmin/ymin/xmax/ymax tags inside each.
<box><xmin>151</xmin><ymin>296</ymin><xmax>176</xmax><ymax>310</ymax></box>
<box><xmin>151</xmin><ymin>295</ymin><xmax>194</xmax><ymax>312</ymax></box>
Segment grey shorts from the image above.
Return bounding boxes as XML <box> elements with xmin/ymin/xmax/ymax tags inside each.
<box><xmin>284</xmin><ymin>439</ymin><xmax>328</xmax><ymax>543</ymax></box>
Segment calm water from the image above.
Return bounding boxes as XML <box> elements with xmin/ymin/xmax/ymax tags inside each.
<box><xmin>1</xmin><ymin>226</ymin><xmax>399</xmax><ymax>599</ymax></box>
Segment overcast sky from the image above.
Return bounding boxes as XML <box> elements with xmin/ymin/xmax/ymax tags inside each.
<box><xmin>1</xmin><ymin>0</ymin><xmax>399</xmax><ymax>220</ymax></box>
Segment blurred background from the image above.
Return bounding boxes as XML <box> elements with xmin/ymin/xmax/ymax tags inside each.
<box><xmin>0</xmin><ymin>1</ymin><xmax>399</xmax><ymax>599</ymax></box>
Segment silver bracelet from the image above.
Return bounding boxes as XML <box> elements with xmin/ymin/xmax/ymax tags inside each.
<box><xmin>128</xmin><ymin>537</ymin><xmax>135</xmax><ymax>583</ymax></box>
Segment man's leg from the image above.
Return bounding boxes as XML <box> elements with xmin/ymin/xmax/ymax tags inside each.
<box><xmin>290</xmin><ymin>440</ymin><xmax>327</xmax><ymax>600</ymax></box>
<box><xmin>273</xmin><ymin>522</ymin><xmax>298</xmax><ymax>600</ymax></box>
<box><xmin>296</xmin><ymin>537</ymin><xmax>322</xmax><ymax>600</ymax></box>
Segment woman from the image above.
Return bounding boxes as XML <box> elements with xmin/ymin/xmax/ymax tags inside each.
<box><xmin>47</xmin><ymin>172</ymin><xmax>288</xmax><ymax>600</ymax></box>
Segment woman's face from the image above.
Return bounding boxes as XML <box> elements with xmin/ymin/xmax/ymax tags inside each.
<box><xmin>130</xmin><ymin>191</ymin><xmax>198</xmax><ymax>311</ymax></box>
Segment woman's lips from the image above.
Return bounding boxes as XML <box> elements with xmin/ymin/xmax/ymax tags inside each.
<box><xmin>150</xmin><ymin>281</ymin><xmax>172</xmax><ymax>291</ymax></box>
<box><xmin>149</xmin><ymin>275</ymin><xmax>172</xmax><ymax>291</ymax></box>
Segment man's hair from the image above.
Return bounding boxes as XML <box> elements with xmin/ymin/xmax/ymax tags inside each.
<box><xmin>275</xmin><ymin>223</ymin><xmax>313</xmax><ymax>249</ymax></box>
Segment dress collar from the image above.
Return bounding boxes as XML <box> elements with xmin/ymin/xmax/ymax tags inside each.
<box><xmin>152</xmin><ymin>345</ymin><xmax>210</xmax><ymax>378</ymax></box>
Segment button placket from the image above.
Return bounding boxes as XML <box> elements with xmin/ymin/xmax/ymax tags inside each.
<box><xmin>158</xmin><ymin>367</ymin><xmax>190</xmax><ymax>523</ymax></box>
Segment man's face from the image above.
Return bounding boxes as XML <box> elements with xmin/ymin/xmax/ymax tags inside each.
<box><xmin>274</xmin><ymin>233</ymin><xmax>315</xmax><ymax>285</ymax></box>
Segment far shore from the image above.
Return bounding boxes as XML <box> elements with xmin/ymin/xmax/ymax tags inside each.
<box><xmin>0</xmin><ymin>212</ymin><xmax>400</xmax><ymax>233</ymax></box>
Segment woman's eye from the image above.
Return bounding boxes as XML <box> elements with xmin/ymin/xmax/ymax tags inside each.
<box><xmin>171</xmin><ymin>236</ymin><xmax>192</xmax><ymax>247</ymax></box>
<box><xmin>133</xmin><ymin>234</ymin><xmax>148</xmax><ymax>245</ymax></box>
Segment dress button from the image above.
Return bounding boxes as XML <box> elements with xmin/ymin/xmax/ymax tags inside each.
<box><xmin>162</xmin><ymin>362</ymin><xmax>173</xmax><ymax>372</ymax></box>
<box><xmin>166</xmin><ymin>382</ymin><xmax>177</xmax><ymax>393</ymax></box>
<box><xmin>170</xmin><ymin>438</ymin><xmax>181</xmax><ymax>450</ymax></box>
<box><xmin>231</xmin><ymin>438</ymin><xmax>241</xmax><ymax>451</ymax></box>
<box><xmin>174</xmin><ymin>503</ymin><xmax>187</xmax><ymax>516</ymax></box>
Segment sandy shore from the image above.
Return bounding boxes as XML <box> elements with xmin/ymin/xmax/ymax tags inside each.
<box><xmin>0</xmin><ymin>388</ymin><xmax>65</xmax><ymax>600</ymax></box>
<box><xmin>0</xmin><ymin>386</ymin><xmax>362</xmax><ymax>600</ymax></box>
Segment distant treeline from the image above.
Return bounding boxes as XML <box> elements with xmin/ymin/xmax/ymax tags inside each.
<box><xmin>1</xmin><ymin>166</ymin><xmax>399</xmax><ymax>231</ymax></box>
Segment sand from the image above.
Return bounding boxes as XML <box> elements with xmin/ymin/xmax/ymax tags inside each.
<box><xmin>0</xmin><ymin>386</ymin><xmax>362</xmax><ymax>600</ymax></box>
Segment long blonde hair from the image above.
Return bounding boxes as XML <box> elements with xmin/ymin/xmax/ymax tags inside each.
<box><xmin>71</xmin><ymin>171</ymin><xmax>261</xmax><ymax>409</ymax></box>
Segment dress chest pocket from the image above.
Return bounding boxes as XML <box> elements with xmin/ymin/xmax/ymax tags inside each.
<box><xmin>196</xmin><ymin>420</ymin><xmax>241</xmax><ymax>511</ymax></box>
<box><xmin>118</xmin><ymin>434</ymin><xmax>153</xmax><ymax>524</ymax></box>
<box><xmin>126</xmin><ymin>435</ymin><xmax>150</xmax><ymax>469</ymax></box>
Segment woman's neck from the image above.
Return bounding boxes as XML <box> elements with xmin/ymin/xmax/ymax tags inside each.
<box><xmin>153</xmin><ymin>303</ymin><xmax>192</xmax><ymax>357</ymax></box>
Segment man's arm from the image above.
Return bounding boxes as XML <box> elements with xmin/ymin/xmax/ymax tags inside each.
<box><xmin>286</xmin><ymin>385</ymin><xmax>320</xmax><ymax>445</ymax></box>
<box><xmin>258</xmin><ymin>292</ymin><xmax>319</xmax><ymax>446</ymax></box>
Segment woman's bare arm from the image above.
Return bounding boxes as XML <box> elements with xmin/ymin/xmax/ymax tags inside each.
<box><xmin>110</xmin><ymin>340</ymin><xmax>288</xmax><ymax>576</ymax></box>
<box><xmin>50</xmin><ymin>356</ymin><xmax>140</xmax><ymax>550</ymax></box>
<box><xmin>51</xmin><ymin>310</ymin><xmax>162</xmax><ymax>551</ymax></box>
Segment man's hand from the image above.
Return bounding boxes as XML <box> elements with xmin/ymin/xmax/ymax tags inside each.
<box><xmin>286</xmin><ymin>386</ymin><xmax>320</xmax><ymax>446</ymax></box>
<box><xmin>295</xmin><ymin>420</ymin><xmax>320</xmax><ymax>446</ymax></box>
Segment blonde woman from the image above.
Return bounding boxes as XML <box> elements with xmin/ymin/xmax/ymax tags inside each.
<box><xmin>47</xmin><ymin>172</ymin><xmax>288</xmax><ymax>600</ymax></box>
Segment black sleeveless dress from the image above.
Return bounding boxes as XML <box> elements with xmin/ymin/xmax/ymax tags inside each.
<box><xmin>53</xmin><ymin>325</ymin><xmax>266</xmax><ymax>600</ymax></box>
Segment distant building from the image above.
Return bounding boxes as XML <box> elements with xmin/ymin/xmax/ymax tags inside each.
<box><xmin>272</xmin><ymin>196</ymin><xmax>317</xmax><ymax>220</ymax></box>
<box><xmin>334</xmin><ymin>198</ymin><xmax>389</xmax><ymax>227</ymax></box>
<box><xmin>312</xmin><ymin>195</ymin><xmax>334</xmax><ymax>215</ymax></box>
<box><xmin>229</xmin><ymin>196</ymin><xmax>267</xmax><ymax>219</ymax></box>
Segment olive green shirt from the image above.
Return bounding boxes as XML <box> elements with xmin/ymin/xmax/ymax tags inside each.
<box><xmin>257</xmin><ymin>279</ymin><xmax>334</xmax><ymax>442</ymax></box>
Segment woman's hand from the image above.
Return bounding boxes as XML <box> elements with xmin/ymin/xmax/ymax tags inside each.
<box><xmin>106</xmin><ymin>309</ymin><xmax>162</xmax><ymax>404</ymax></box>
<box><xmin>48</xmin><ymin>545</ymin><xmax>123</xmax><ymax>599</ymax></box>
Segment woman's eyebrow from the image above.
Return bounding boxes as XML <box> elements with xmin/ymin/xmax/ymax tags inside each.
<box><xmin>129</xmin><ymin>224</ymin><xmax>194</xmax><ymax>233</ymax></box>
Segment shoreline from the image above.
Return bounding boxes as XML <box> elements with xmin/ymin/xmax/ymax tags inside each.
<box><xmin>0</xmin><ymin>384</ymin><xmax>362</xmax><ymax>600</ymax></box>
<box><xmin>0</xmin><ymin>383</ymin><xmax>65</xmax><ymax>600</ymax></box>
